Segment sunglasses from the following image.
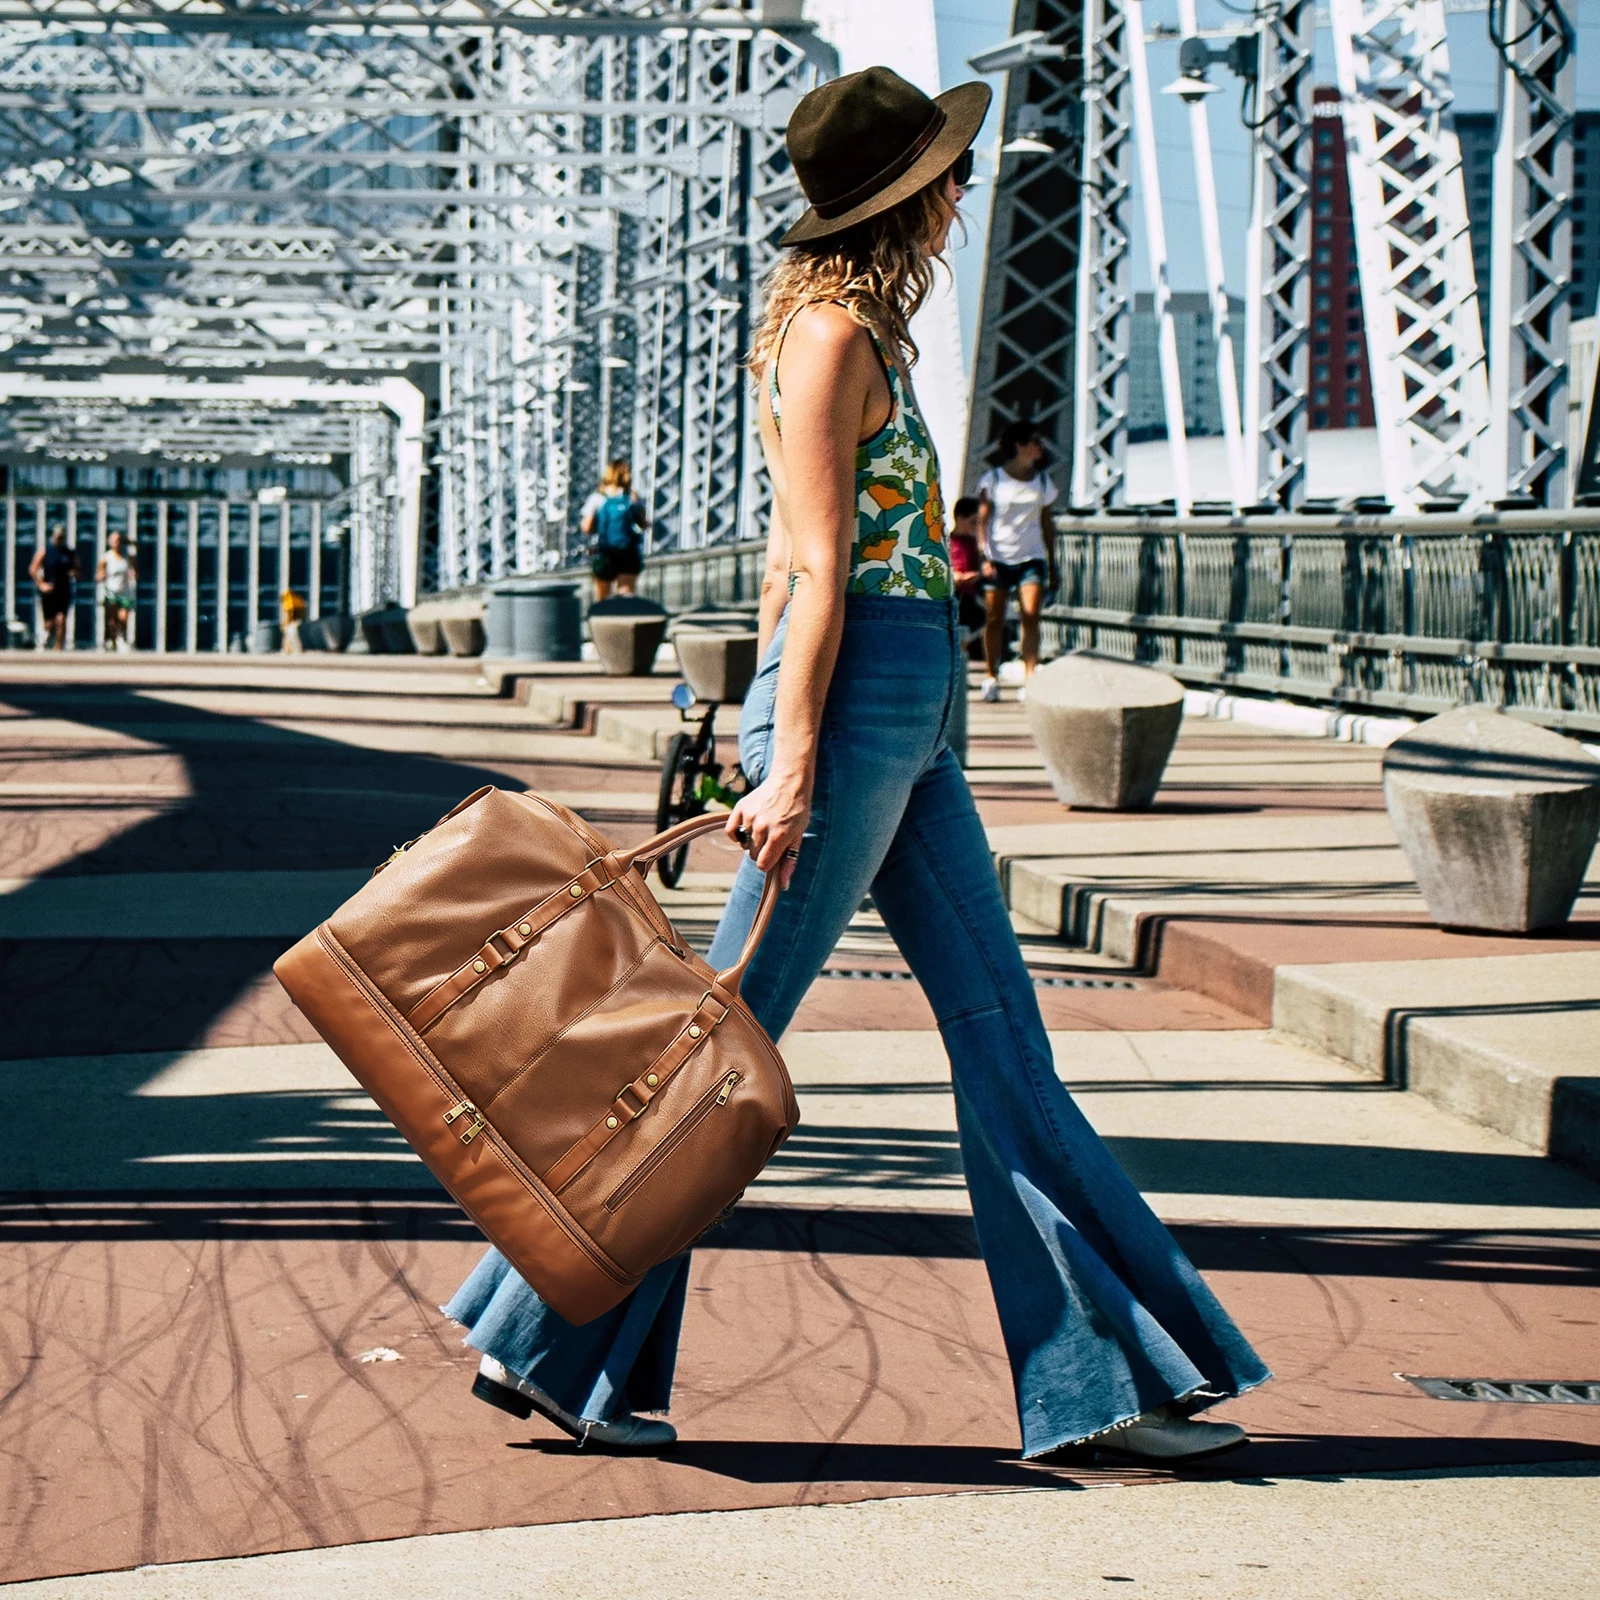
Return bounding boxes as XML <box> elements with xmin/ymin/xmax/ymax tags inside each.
<box><xmin>950</xmin><ymin>148</ymin><xmax>974</xmax><ymax>189</ymax></box>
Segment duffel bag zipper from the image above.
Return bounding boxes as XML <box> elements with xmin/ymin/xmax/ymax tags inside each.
<box><xmin>604</xmin><ymin>1072</ymin><xmax>739</xmax><ymax>1212</ymax></box>
<box><xmin>444</xmin><ymin>1099</ymin><xmax>487</xmax><ymax>1144</ymax></box>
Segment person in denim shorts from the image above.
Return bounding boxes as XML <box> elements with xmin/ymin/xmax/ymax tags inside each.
<box><xmin>974</xmin><ymin>421</ymin><xmax>1059</xmax><ymax>702</ymax></box>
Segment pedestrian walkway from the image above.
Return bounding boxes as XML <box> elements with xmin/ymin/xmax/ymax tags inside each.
<box><xmin>1</xmin><ymin>653</ymin><xmax>1596</xmax><ymax>1597</ymax></box>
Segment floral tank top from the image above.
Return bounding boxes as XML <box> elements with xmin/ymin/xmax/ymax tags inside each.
<box><xmin>768</xmin><ymin>305</ymin><xmax>950</xmax><ymax>601</ymax></box>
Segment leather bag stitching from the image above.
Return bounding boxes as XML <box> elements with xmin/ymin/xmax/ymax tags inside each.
<box><xmin>407</xmin><ymin>859</ymin><xmax>614</xmax><ymax>1033</ymax></box>
<box><xmin>479</xmin><ymin>933</ymin><xmax>663</xmax><ymax>1117</ymax></box>
<box><xmin>543</xmin><ymin>993</ymin><xmax>728</xmax><ymax>1193</ymax></box>
<box><xmin>315</xmin><ymin>924</ymin><xmax>632</xmax><ymax>1287</ymax></box>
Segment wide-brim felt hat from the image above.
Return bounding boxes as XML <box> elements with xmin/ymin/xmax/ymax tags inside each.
<box><xmin>781</xmin><ymin>67</ymin><xmax>991</xmax><ymax>246</ymax></box>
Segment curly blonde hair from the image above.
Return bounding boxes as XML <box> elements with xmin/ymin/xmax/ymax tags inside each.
<box><xmin>748</xmin><ymin>178</ymin><xmax>958</xmax><ymax>375</ymax></box>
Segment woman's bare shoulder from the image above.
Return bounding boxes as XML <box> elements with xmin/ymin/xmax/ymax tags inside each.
<box><xmin>781</xmin><ymin>301</ymin><xmax>873</xmax><ymax>364</ymax></box>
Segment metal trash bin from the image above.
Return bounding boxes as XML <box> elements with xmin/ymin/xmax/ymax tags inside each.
<box><xmin>483</xmin><ymin>582</ymin><xmax>521</xmax><ymax>658</ymax></box>
<box><xmin>514</xmin><ymin>578</ymin><xmax>582</xmax><ymax>661</ymax></box>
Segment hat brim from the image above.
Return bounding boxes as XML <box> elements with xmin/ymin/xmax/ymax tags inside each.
<box><xmin>780</xmin><ymin>80</ymin><xmax>992</xmax><ymax>246</ymax></box>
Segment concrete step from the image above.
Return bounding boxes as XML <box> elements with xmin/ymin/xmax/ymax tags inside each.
<box><xmin>1272</xmin><ymin>951</ymin><xmax>1600</xmax><ymax>1179</ymax></box>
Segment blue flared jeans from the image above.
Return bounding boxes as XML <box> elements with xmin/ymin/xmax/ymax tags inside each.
<box><xmin>445</xmin><ymin>594</ymin><xmax>1269</xmax><ymax>1455</ymax></box>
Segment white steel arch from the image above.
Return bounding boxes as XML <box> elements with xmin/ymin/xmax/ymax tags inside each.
<box><xmin>1328</xmin><ymin>0</ymin><xmax>1491</xmax><ymax>510</ymax></box>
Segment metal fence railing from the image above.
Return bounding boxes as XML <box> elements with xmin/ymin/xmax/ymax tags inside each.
<box><xmin>567</xmin><ymin>509</ymin><xmax>1600</xmax><ymax>734</ymax></box>
<box><xmin>631</xmin><ymin>538</ymin><xmax>767</xmax><ymax>615</ymax></box>
<box><xmin>1044</xmin><ymin>509</ymin><xmax>1600</xmax><ymax>734</ymax></box>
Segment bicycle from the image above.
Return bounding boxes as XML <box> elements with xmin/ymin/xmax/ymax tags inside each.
<box><xmin>653</xmin><ymin>681</ymin><xmax>749</xmax><ymax>888</ymax></box>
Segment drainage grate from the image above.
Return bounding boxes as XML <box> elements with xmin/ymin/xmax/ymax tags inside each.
<box><xmin>1401</xmin><ymin>1376</ymin><xmax>1600</xmax><ymax>1405</ymax></box>
<box><xmin>818</xmin><ymin>967</ymin><xmax>1137</xmax><ymax>990</ymax></box>
<box><xmin>1034</xmin><ymin>976</ymin><xmax>1139</xmax><ymax>990</ymax></box>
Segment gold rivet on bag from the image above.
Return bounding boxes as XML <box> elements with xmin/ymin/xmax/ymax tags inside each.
<box><xmin>519</xmin><ymin>923</ymin><xmax>532</xmax><ymax>936</ymax></box>
<box><xmin>646</xmin><ymin>1073</ymin><xmax>658</xmax><ymax>1087</ymax></box>
<box><xmin>472</xmin><ymin>959</ymin><xmax>486</xmax><ymax>974</ymax></box>
<box><xmin>688</xmin><ymin>1025</ymin><xmax>701</xmax><ymax>1039</ymax></box>
<box><xmin>605</xmin><ymin>1115</ymin><xmax>619</xmax><ymax>1129</ymax></box>
<box><xmin>569</xmin><ymin>884</ymin><xmax>583</xmax><ymax>898</ymax></box>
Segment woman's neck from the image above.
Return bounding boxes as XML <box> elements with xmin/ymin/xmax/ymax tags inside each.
<box><xmin>1001</xmin><ymin>459</ymin><xmax>1034</xmax><ymax>482</ymax></box>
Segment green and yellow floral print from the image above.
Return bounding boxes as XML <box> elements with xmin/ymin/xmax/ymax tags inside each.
<box><xmin>769</xmin><ymin>306</ymin><xmax>951</xmax><ymax>602</ymax></box>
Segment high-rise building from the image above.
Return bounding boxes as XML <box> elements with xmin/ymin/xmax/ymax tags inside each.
<box><xmin>1309</xmin><ymin>87</ymin><xmax>1375</xmax><ymax>431</ymax></box>
<box><xmin>1453</xmin><ymin>109</ymin><xmax>1598</xmax><ymax>322</ymax></box>
<box><xmin>1127</xmin><ymin>292</ymin><xmax>1244</xmax><ymax>441</ymax></box>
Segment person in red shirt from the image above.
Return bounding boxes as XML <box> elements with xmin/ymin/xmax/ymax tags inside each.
<box><xmin>948</xmin><ymin>495</ymin><xmax>986</xmax><ymax>645</ymax></box>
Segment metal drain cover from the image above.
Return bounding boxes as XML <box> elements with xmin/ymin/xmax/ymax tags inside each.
<box><xmin>818</xmin><ymin>967</ymin><xmax>1136</xmax><ymax>990</ymax></box>
<box><xmin>1401</xmin><ymin>1376</ymin><xmax>1600</xmax><ymax>1404</ymax></box>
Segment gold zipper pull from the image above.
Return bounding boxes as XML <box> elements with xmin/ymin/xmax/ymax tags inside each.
<box><xmin>460</xmin><ymin>1111</ymin><xmax>487</xmax><ymax>1145</ymax></box>
<box><xmin>443</xmin><ymin>1100</ymin><xmax>474</xmax><ymax>1126</ymax></box>
<box><xmin>715</xmin><ymin>1072</ymin><xmax>739</xmax><ymax>1107</ymax></box>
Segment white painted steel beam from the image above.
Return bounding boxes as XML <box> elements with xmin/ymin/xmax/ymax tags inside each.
<box><xmin>1329</xmin><ymin>0</ymin><xmax>1490</xmax><ymax>510</ymax></box>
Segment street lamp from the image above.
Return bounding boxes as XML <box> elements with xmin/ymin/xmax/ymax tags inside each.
<box><xmin>967</xmin><ymin>30</ymin><xmax>1069</xmax><ymax>76</ymax></box>
<box><xmin>998</xmin><ymin>101</ymin><xmax>1079</xmax><ymax>156</ymax></box>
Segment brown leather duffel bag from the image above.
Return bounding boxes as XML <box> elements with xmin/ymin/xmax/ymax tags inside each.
<box><xmin>273</xmin><ymin>788</ymin><xmax>798</xmax><ymax>1324</ymax></box>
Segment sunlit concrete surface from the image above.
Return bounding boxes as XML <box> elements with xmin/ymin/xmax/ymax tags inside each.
<box><xmin>9</xmin><ymin>1463</ymin><xmax>1596</xmax><ymax>1600</ymax></box>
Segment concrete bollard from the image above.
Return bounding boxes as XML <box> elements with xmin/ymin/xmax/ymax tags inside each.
<box><xmin>1025</xmin><ymin>653</ymin><xmax>1185</xmax><ymax>809</ymax></box>
<box><xmin>440</xmin><ymin>600</ymin><xmax>486</xmax><ymax>658</ymax></box>
<box><xmin>673</xmin><ymin>629</ymin><xmax>759</xmax><ymax>703</ymax></box>
<box><xmin>589</xmin><ymin>596</ymin><xmax>668</xmax><ymax>676</ymax></box>
<box><xmin>1383</xmin><ymin>707</ymin><xmax>1600</xmax><ymax>931</ymax></box>
<box><xmin>406</xmin><ymin>600</ymin><xmax>447</xmax><ymax>656</ymax></box>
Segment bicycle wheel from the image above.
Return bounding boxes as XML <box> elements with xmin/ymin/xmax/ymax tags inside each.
<box><xmin>654</xmin><ymin>731</ymin><xmax>704</xmax><ymax>889</ymax></box>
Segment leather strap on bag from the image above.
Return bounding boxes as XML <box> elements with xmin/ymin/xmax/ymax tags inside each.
<box><xmin>543</xmin><ymin>988</ymin><xmax>732</xmax><ymax>1193</ymax></box>
<box><xmin>407</xmin><ymin>857</ymin><xmax>618</xmax><ymax>1032</ymax></box>
<box><xmin>611</xmin><ymin>813</ymin><xmax>784</xmax><ymax>998</ymax></box>
<box><xmin>408</xmin><ymin>809</ymin><xmax>783</xmax><ymax>1032</ymax></box>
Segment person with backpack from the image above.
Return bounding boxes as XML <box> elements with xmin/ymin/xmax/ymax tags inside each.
<box><xmin>581</xmin><ymin>460</ymin><xmax>649</xmax><ymax>599</ymax></box>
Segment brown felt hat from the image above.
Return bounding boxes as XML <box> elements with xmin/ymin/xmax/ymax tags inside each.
<box><xmin>781</xmin><ymin>67</ymin><xmax>991</xmax><ymax>246</ymax></box>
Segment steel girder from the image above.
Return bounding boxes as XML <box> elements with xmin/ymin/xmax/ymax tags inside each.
<box><xmin>1242</xmin><ymin>0</ymin><xmax>1313</xmax><ymax>509</ymax></box>
<box><xmin>1070</xmin><ymin>0</ymin><xmax>1131</xmax><ymax>508</ymax></box>
<box><xmin>0</xmin><ymin>2</ymin><xmax>825</xmax><ymax>614</ymax></box>
<box><xmin>1486</xmin><ymin>0</ymin><xmax>1574</xmax><ymax>507</ymax></box>
<box><xmin>964</xmin><ymin>0</ymin><xmax>1085</xmax><ymax>498</ymax></box>
<box><xmin>1329</xmin><ymin>0</ymin><xmax>1491</xmax><ymax>510</ymax></box>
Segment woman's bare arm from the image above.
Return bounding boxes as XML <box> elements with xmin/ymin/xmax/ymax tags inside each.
<box><xmin>727</xmin><ymin>304</ymin><xmax>876</xmax><ymax>883</ymax></box>
<box><xmin>756</xmin><ymin>499</ymin><xmax>791</xmax><ymax>660</ymax></box>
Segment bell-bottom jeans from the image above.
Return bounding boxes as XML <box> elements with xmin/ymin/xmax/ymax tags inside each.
<box><xmin>445</xmin><ymin>594</ymin><xmax>1269</xmax><ymax>1456</ymax></box>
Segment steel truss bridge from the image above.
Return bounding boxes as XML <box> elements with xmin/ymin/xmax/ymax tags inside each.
<box><xmin>0</xmin><ymin>0</ymin><xmax>827</xmax><ymax>647</ymax></box>
<box><xmin>0</xmin><ymin>0</ymin><xmax>1582</xmax><ymax>653</ymax></box>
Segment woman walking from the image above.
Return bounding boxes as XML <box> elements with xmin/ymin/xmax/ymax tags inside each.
<box><xmin>97</xmin><ymin>530</ymin><xmax>137</xmax><ymax>651</ymax></box>
<box><xmin>975</xmin><ymin>421</ymin><xmax>1058</xmax><ymax>703</ymax></box>
<box><xmin>580</xmin><ymin>459</ymin><xmax>649</xmax><ymax>600</ymax></box>
<box><xmin>446</xmin><ymin>67</ymin><xmax>1268</xmax><ymax>1464</ymax></box>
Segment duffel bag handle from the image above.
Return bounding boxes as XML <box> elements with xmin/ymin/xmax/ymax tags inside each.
<box><xmin>611</xmin><ymin>812</ymin><xmax>784</xmax><ymax>999</ymax></box>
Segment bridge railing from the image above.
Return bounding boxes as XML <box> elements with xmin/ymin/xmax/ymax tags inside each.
<box><xmin>1045</xmin><ymin>509</ymin><xmax>1600</xmax><ymax>734</ymax></box>
<box><xmin>612</xmin><ymin>509</ymin><xmax>1600</xmax><ymax>734</ymax></box>
<box><xmin>632</xmin><ymin>538</ymin><xmax>767</xmax><ymax>614</ymax></box>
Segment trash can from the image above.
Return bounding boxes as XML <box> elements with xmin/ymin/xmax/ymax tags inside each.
<box><xmin>513</xmin><ymin>578</ymin><xmax>582</xmax><ymax>662</ymax></box>
<box><xmin>483</xmin><ymin>582</ymin><xmax>521</xmax><ymax>658</ymax></box>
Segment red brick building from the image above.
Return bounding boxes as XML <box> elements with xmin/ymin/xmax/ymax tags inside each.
<box><xmin>1310</xmin><ymin>86</ymin><xmax>1375</xmax><ymax>430</ymax></box>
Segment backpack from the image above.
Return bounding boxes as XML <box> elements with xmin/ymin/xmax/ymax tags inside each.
<box><xmin>595</xmin><ymin>493</ymin><xmax>638</xmax><ymax>552</ymax></box>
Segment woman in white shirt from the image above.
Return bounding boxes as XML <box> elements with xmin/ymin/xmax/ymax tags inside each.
<box><xmin>974</xmin><ymin>421</ymin><xmax>1058</xmax><ymax>701</ymax></box>
<box><xmin>96</xmin><ymin>530</ymin><xmax>137</xmax><ymax>651</ymax></box>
